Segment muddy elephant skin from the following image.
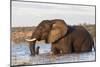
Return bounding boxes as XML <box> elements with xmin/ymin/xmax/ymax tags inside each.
<box><xmin>51</xmin><ymin>26</ymin><xmax>94</xmax><ymax>55</ymax></box>
<box><xmin>26</xmin><ymin>19</ymin><xmax>94</xmax><ymax>56</ymax></box>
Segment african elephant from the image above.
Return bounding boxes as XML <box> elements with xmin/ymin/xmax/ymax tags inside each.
<box><xmin>25</xmin><ymin>19</ymin><xmax>94</xmax><ymax>56</ymax></box>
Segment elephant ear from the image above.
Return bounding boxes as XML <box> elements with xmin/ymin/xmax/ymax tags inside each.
<box><xmin>48</xmin><ymin>19</ymin><xmax>68</xmax><ymax>43</ymax></box>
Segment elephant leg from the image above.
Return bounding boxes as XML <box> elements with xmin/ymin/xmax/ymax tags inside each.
<box><xmin>51</xmin><ymin>47</ymin><xmax>60</xmax><ymax>55</ymax></box>
<box><xmin>61</xmin><ymin>36</ymin><xmax>72</xmax><ymax>54</ymax></box>
<box><xmin>74</xmin><ymin>37</ymin><xmax>93</xmax><ymax>53</ymax></box>
<box><xmin>81</xmin><ymin>39</ymin><xmax>93</xmax><ymax>52</ymax></box>
<box><xmin>51</xmin><ymin>37</ymin><xmax>72</xmax><ymax>55</ymax></box>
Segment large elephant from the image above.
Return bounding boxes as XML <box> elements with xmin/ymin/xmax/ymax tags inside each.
<box><xmin>25</xmin><ymin>19</ymin><xmax>94</xmax><ymax>56</ymax></box>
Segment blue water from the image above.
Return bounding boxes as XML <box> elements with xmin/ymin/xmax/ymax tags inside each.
<box><xmin>12</xmin><ymin>42</ymin><xmax>51</xmax><ymax>57</ymax></box>
<box><xmin>11</xmin><ymin>42</ymin><xmax>95</xmax><ymax>66</ymax></box>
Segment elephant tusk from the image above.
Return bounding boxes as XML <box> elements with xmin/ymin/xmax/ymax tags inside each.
<box><xmin>25</xmin><ymin>38</ymin><xmax>36</xmax><ymax>42</ymax></box>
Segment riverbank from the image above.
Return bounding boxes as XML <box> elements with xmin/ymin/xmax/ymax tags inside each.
<box><xmin>11</xmin><ymin>24</ymin><xmax>96</xmax><ymax>44</ymax></box>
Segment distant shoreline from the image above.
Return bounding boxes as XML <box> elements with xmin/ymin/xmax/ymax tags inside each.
<box><xmin>11</xmin><ymin>24</ymin><xmax>95</xmax><ymax>44</ymax></box>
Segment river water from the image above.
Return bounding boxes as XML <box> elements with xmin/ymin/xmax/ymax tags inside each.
<box><xmin>11</xmin><ymin>42</ymin><xmax>95</xmax><ymax>66</ymax></box>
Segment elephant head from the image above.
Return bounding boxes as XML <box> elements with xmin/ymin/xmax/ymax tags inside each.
<box><xmin>25</xmin><ymin>19</ymin><xmax>68</xmax><ymax>56</ymax></box>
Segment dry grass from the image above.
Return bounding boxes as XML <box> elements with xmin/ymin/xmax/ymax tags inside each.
<box><xmin>11</xmin><ymin>24</ymin><xmax>96</xmax><ymax>44</ymax></box>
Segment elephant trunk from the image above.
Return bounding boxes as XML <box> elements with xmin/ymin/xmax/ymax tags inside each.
<box><xmin>25</xmin><ymin>38</ymin><xmax>37</xmax><ymax>56</ymax></box>
<box><xmin>29</xmin><ymin>40</ymin><xmax>36</xmax><ymax>56</ymax></box>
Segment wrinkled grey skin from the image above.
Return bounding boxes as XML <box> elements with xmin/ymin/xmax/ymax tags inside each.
<box><xmin>28</xmin><ymin>40</ymin><xmax>36</xmax><ymax>56</ymax></box>
<box><xmin>26</xmin><ymin>19</ymin><xmax>94</xmax><ymax>56</ymax></box>
<box><xmin>28</xmin><ymin>20</ymin><xmax>53</xmax><ymax>56</ymax></box>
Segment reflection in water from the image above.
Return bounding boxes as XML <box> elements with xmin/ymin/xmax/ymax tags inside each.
<box><xmin>11</xmin><ymin>42</ymin><xmax>52</xmax><ymax>65</ymax></box>
<box><xmin>11</xmin><ymin>42</ymin><xmax>95</xmax><ymax>66</ymax></box>
<box><xmin>12</xmin><ymin>42</ymin><xmax>51</xmax><ymax>55</ymax></box>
